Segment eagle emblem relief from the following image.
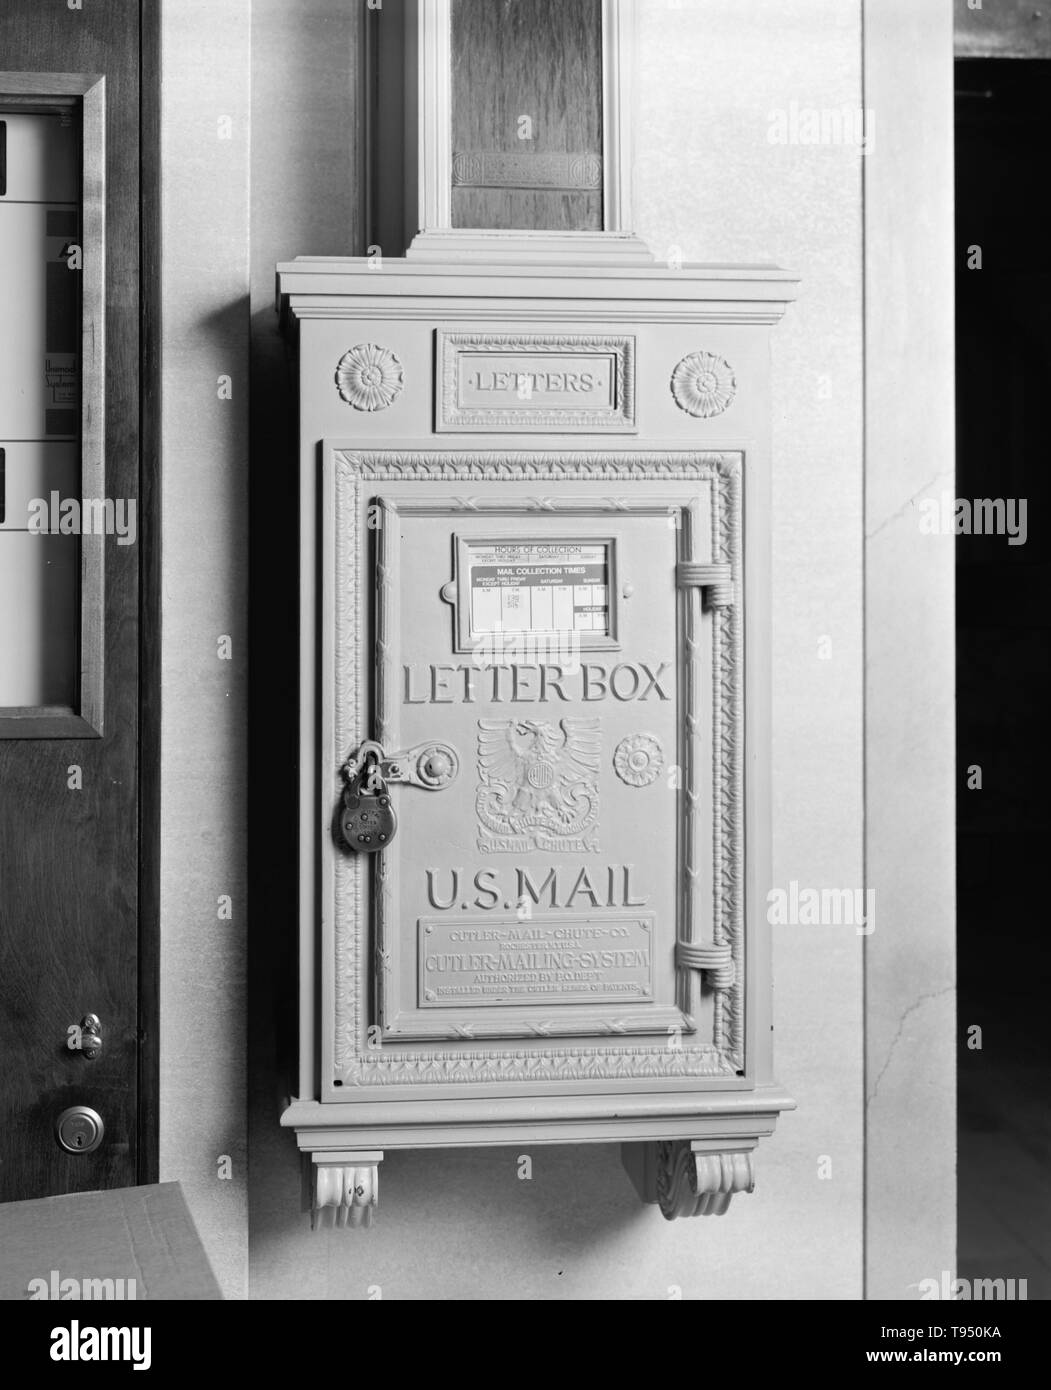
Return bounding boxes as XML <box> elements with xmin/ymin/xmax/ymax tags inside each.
<box><xmin>476</xmin><ymin>717</ymin><xmax>601</xmax><ymax>853</ymax></box>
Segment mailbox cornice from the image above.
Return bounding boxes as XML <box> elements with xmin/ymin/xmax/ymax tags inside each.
<box><xmin>276</xmin><ymin>257</ymin><xmax>799</xmax><ymax>331</ymax></box>
<box><xmin>282</xmin><ymin>1084</ymin><xmax>797</xmax><ymax>1149</ymax></box>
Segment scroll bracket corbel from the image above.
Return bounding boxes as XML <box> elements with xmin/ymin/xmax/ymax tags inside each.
<box><xmin>311</xmin><ymin>1151</ymin><xmax>383</xmax><ymax>1231</ymax></box>
<box><xmin>621</xmin><ymin>1139</ymin><xmax>757</xmax><ymax>1218</ymax></box>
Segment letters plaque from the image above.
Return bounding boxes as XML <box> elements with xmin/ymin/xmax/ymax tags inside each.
<box><xmin>436</xmin><ymin>333</ymin><xmax>636</xmax><ymax>433</ymax></box>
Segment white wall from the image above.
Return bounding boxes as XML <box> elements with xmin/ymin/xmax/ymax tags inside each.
<box><xmin>863</xmin><ymin>0</ymin><xmax>955</xmax><ymax>1297</ymax></box>
<box><xmin>636</xmin><ymin>0</ymin><xmax>867</xmax><ymax>1297</ymax></box>
<box><xmin>159</xmin><ymin>0</ymin><xmax>251</xmax><ymax>1300</ymax></box>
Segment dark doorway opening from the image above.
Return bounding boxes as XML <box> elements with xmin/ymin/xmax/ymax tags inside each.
<box><xmin>956</xmin><ymin>57</ymin><xmax>1051</xmax><ymax>1298</ymax></box>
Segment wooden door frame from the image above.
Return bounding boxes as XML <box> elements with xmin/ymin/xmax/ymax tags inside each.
<box><xmin>137</xmin><ymin>0</ymin><xmax>162</xmax><ymax>1185</ymax></box>
<box><xmin>0</xmin><ymin>0</ymin><xmax>158</xmax><ymax>1200</ymax></box>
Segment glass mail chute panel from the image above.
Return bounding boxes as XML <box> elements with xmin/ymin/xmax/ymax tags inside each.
<box><xmin>450</xmin><ymin>0</ymin><xmax>604</xmax><ymax>231</ymax></box>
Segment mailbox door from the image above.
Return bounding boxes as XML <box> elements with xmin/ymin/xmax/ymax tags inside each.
<box><xmin>321</xmin><ymin>450</ymin><xmax>746</xmax><ymax>1097</ymax></box>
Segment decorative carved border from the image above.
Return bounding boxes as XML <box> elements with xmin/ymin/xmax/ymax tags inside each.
<box><xmin>713</xmin><ymin>465</ymin><xmax>744</xmax><ymax>1061</ymax></box>
<box><xmin>436</xmin><ymin>333</ymin><xmax>636</xmax><ymax>434</ymax></box>
<box><xmin>329</xmin><ymin>451</ymin><xmax>744</xmax><ymax>1087</ymax></box>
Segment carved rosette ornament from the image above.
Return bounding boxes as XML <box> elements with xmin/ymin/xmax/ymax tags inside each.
<box><xmin>335</xmin><ymin>343</ymin><xmax>404</xmax><ymax>411</ymax></box>
<box><xmin>613</xmin><ymin>733</ymin><xmax>664</xmax><ymax>787</ymax></box>
<box><xmin>671</xmin><ymin>351</ymin><xmax>737</xmax><ymax>419</ymax></box>
<box><xmin>656</xmin><ymin>1143</ymin><xmax>756</xmax><ymax>1219</ymax></box>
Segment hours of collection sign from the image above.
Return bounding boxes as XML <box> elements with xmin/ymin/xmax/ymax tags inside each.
<box><xmin>467</xmin><ymin>541</ymin><xmax>610</xmax><ymax>638</ymax></box>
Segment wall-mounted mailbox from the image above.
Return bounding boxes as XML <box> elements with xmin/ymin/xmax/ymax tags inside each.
<box><xmin>278</xmin><ymin>252</ymin><xmax>797</xmax><ymax>1228</ymax></box>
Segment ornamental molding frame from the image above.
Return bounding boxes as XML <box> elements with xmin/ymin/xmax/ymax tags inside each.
<box><xmin>326</xmin><ymin>450</ymin><xmax>745</xmax><ymax>1088</ymax></box>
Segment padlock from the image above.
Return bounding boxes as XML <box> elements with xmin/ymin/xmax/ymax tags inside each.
<box><xmin>340</xmin><ymin>756</ymin><xmax>397</xmax><ymax>852</ymax></box>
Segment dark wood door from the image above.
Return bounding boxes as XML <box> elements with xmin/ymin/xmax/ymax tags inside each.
<box><xmin>0</xmin><ymin>0</ymin><xmax>150</xmax><ymax>1200</ymax></box>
